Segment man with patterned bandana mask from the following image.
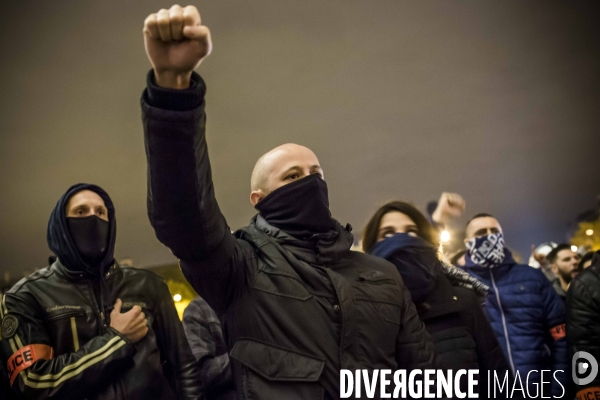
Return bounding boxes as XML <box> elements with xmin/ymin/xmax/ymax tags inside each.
<box><xmin>461</xmin><ymin>213</ymin><xmax>570</xmax><ymax>398</ymax></box>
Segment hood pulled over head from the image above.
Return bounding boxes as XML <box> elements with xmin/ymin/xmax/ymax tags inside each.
<box><xmin>47</xmin><ymin>183</ymin><xmax>116</xmax><ymax>276</ymax></box>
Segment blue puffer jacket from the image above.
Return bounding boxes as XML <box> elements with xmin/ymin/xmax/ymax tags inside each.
<box><xmin>463</xmin><ymin>249</ymin><xmax>569</xmax><ymax>398</ymax></box>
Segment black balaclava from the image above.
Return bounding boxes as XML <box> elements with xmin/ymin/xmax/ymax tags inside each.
<box><xmin>254</xmin><ymin>174</ymin><xmax>335</xmax><ymax>239</ymax></box>
<box><xmin>47</xmin><ymin>183</ymin><xmax>117</xmax><ymax>277</ymax></box>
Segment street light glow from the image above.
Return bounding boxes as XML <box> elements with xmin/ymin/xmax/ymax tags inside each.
<box><xmin>440</xmin><ymin>230</ymin><xmax>451</xmax><ymax>243</ymax></box>
<box><xmin>173</xmin><ymin>294</ymin><xmax>182</xmax><ymax>302</ymax></box>
<box><xmin>586</xmin><ymin>229</ymin><xmax>594</xmax><ymax>236</ymax></box>
<box><xmin>571</xmin><ymin>245</ymin><xmax>578</xmax><ymax>252</ymax></box>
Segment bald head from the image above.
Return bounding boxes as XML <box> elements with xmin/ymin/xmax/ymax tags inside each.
<box><xmin>250</xmin><ymin>143</ymin><xmax>323</xmax><ymax>205</ymax></box>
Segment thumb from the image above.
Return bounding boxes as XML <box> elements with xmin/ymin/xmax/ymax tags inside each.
<box><xmin>183</xmin><ymin>25</ymin><xmax>211</xmax><ymax>41</ymax></box>
<box><xmin>112</xmin><ymin>298</ymin><xmax>122</xmax><ymax>314</ymax></box>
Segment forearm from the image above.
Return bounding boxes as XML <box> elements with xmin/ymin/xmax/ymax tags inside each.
<box><xmin>142</xmin><ymin>70</ymin><xmax>233</xmax><ymax>263</ymax></box>
<box><xmin>7</xmin><ymin>328</ymin><xmax>134</xmax><ymax>399</ymax></box>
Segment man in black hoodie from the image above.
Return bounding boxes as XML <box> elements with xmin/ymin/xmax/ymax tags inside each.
<box><xmin>141</xmin><ymin>5</ymin><xmax>436</xmax><ymax>400</ymax></box>
<box><xmin>0</xmin><ymin>183</ymin><xmax>202</xmax><ymax>399</ymax></box>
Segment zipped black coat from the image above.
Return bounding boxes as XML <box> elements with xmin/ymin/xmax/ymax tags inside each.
<box><xmin>415</xmin><ymin>274</ymin><xmax>511</xmax><ymax>398</ymax></box>
<box><xmin>567</xmin><ymin>251</ymin><xmax>600</xmax><ymax>398</ymax></box>
<box><xmin>142</xmin><ymin>71</ymin><xmax>437</xmax><ymax>400</ymax></box>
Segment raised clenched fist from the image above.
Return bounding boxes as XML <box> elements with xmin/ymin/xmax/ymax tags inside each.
<box><xmin>143</xmin><ymin>5</ymin><xmax>212</xmax><ymax>89</ymax></box>
<box><xmin>432</xmin><ymin>192</ymin><xmax>466</xmax><ymax>224</ymax></box>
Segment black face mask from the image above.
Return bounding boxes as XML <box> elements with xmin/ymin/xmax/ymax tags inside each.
<box><xmin>67</xmin><ymin>216</ymin><xmax>109</xmax><ymax>265</ymax></box>
<box><xmin>254</xmin><ymin>174</ymin><xmax>335</xmax><ymax>239</ymax></box>
<box><xmin>369</xmin><ymin>233</ymin><xmax>441</xmax><ymax>304</ymax></box>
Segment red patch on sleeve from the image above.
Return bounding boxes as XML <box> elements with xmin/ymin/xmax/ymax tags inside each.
<box><xmin>550</xmin><ymin>324</ymin><xmax>566</xmax><ymax>340</ymax></box>
<box><xmin>576</xmin><ymin>387</ymin><xmax>600</xmax><ymax>400</ymax></box>
<box><xmin>7</xmin><ymin>344</ymin><xmax>53</xmax><ymax>386</ymax></box>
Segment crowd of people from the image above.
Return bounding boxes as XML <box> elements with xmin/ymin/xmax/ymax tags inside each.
<box><xmin>1</xmin><ymin>4</ymin><xmax>599</xmax><ymax>400</ymax></box>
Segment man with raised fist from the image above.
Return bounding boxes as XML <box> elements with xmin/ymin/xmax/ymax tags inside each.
<box><xmin>0</xmin><ymin>184</ymin><xmax>202</xmax><ymax>399</ymax></box>
<box><xmin>142</xmin><ymin>5</ymin><xmax>436</xmax><ymax>399</ymax></box>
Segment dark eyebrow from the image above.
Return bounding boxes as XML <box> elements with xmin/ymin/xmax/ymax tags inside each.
<box><xmin>377</xmin><ymin>224</ymin><xmax>417</xmax><ymax>233</ymax></box>
<box><xmin>280</xmin><ymin>166</ymin><xmax>302</xmax><ymax>177</ymax></box>
<box><xmin>378</xmin><ymin>225</ymin><xmax>395</xmax><ymax>233</ymax></box>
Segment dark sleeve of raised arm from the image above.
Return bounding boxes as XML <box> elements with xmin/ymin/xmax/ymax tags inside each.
<box><xmin>1</xmin><ymin>293</ymin><xmax>135</xmax><ymax>400</ymax></box>
<box><xmin>141</xmin><ymin>70</ymin><xmax>250</xmax><ymax>312</ymax></box>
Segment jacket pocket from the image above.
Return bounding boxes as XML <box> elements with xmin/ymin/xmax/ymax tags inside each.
<box><xmin>253</xmin><ymin>271</ymin><xmax>313</xmax><ymax>301</ymax></box>
<box><xmin>46</xmin><ymin>309</ymin><xmax>85</xmax><ymax>321</ymax></box>
<box><xmin>230</xmin><ymin>339</ymin><xmax>325</xmax><ymax>400</ymax></box>
<box><xmin>46</xmin><ymin>309</ymin><xmax>86</xmax><ymax>352</ymax></box>
<box><xmin>372</xmin><ymin>302</ymin><xmax>401</xmax><ymax>326</ymax></box>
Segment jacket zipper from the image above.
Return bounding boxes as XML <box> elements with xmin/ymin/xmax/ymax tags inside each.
<box><xmin>87</xmin><ymin>280</ymin><xmax>106</xmax><ymax>335</ymax></box>
<box><xmin>489</xmin><ymin>270</ymin><xmax>516</xmax><ymax>373</ymax></box>
<box><xmin>88</xmin><ymin>279</ymin><xmax>124</xmax><ymax>400</ymax></box>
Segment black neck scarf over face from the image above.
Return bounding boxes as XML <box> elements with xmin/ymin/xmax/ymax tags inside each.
<box><xmin>254</xmin><ymin>174</ymin><xmax>335</xmax><ymax>239</ymax></box>
<box><xmin>67</xmin><ymin>215</ymin><xmax>110</xmax><ymax>267</ymax></box>
<box><xmin>47</xmin><ymin>184</ymin><xmax>117</xmax><ymax>277</ymax></box>
<box><xmin>369</xmin><ymin>233</ymin><xmax>442</xmax><ymax>304</ymax></box>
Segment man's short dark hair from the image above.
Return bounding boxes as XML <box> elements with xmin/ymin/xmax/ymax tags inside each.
<box><xmin>547</xmin><ymin>243</ymin><xmax>573</xmax><ymax>264</ymax></box>
<box><xmin>465</xmin><ymin>213</ymin><xmax>495</xmax><ymax>229</ymax></box>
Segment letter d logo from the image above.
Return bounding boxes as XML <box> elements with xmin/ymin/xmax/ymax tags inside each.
<box><xmin>572</xmin><ymin>351</ymin><xmax>598</xmax><ymax>386</ymax></box>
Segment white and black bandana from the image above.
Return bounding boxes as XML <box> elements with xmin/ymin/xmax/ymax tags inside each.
<box><xmin>466</xmin><ymin>232</ymin><xmax>506</xmax><ymax>268</ymax></box>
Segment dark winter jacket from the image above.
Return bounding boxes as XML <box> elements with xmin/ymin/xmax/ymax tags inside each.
<box><xmin>417</xmin><ymin>275</ymin><xmax>511</xmax><ymax>398</ymax></box>
<box><xmin>142</xmin><ymin>71</ymin><xmax>437</xmax><ymax>400</ymax></box>
<box><xmin>567</xmin><ymin>251</ymin><xmax>600</xmax><ymax>399</ymax></box>
<box><xmin>0</xmin><ymin>184</ymin><xmax>202</xmax><ymax>400</ymax></box>
<box><xmin>183</xmin><ymin>297</ymin><xmax>236</xmax><ymax>400</ymax></box>
<box><xmin>463</xmin><ymin>249</ymin><xmax>569</xmax><ymax>398</ymax></box>
<box><xmin>368</xmin><ymin>234</ymin><xmax>510</xmax><ymax>398</ymax></box>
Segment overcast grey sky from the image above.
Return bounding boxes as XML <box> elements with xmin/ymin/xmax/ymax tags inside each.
<box><xmin>1</xmin><ymin>0</ymin><xmax>599</xmax><ymax>280</ymax></box>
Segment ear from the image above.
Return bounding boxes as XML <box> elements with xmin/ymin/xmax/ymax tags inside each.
<box><xmin>250</xmin><ymin>190</ymin><xmax>266</xmax><ymax>206</ymax></box>
<box><xmin>550</xmin><ymin>263</ymin><xmax>558</xmax><ymax>274</ymax></box>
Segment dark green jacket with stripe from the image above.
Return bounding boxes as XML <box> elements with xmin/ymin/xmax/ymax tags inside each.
<box><xmin>0</xmin><ymin>261</ymin><xmax>202</xmax><ymax>400</ymax></box>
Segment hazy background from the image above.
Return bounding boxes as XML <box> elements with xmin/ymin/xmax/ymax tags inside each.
<box><xmin>1</xmin><ymin>0</ymin><xmax>599</xmax><ymax>279</ymax></box>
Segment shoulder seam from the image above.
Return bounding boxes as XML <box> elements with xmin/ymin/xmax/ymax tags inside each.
<box><xmin>10</xmin><ymin>269</ymin><xmax>57</xmax><ymax>294</ymax></box>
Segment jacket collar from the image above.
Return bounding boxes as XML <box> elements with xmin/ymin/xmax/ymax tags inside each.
<box><xmin>53</xmin><ymin>258</ymin><xmax>120</xmax><ymax>282</ymax></box>
<box><xmin>253</xmin><ymin>214</ymin><xmax>353</xmax><ymax>266</ymax></box>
